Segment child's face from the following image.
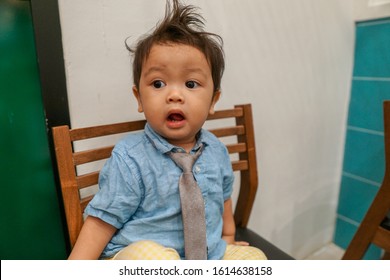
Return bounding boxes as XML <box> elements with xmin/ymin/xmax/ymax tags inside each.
<box><xmin>133</xmin><ymin>43</ymin><xmax>220</xmax><ymax>151</ymax></box>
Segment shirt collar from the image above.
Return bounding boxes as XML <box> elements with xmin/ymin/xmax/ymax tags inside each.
<box><xmin>144</xmin><ymin>123</ymin><xmax>207</xmax><ymax>154</ymax></box>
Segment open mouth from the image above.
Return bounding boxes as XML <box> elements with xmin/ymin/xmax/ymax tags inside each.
<box><xmin>168</xmin><ymin>113</ymin><xmax>185</xmax><ymax>122</ymax></box>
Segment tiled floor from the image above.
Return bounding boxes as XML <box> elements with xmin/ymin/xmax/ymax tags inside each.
<box><xmin>304</xmin><ymin>243</ymin><xmax>345</xmax><ymax>260</ymax></box>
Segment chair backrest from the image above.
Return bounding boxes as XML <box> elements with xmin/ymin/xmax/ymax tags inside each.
<box><xmin>53</xmin><ymin>104</ymin><xmax>258</xmax><ymax>249</ymax></box>
<box><xmin>342</xmin><ymin>101</ymin><xmax>390</xmax><ymax>260</ymax></box>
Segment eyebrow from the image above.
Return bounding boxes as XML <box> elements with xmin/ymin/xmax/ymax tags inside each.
<box><xmin>143</xmin><ymin>66</ymin><xmax>209</xmax><ymax>79</ymax></box>
<box><xmin>182</xmin><ymin>67</ymin><xmax>208</xmax><ymax>78</ymax></box>
<box><xmin>142</xmin><ymin>66</ymin><xmax>166</xmax><ymax>78</ymax></box>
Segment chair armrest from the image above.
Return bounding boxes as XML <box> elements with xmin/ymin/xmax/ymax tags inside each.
<box><xmin>235</xmin><ymin>227</ymin><xmax>294</xmax><ymax>260</ymax></box>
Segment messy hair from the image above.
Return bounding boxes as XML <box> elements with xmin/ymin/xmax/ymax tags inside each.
<box><xmin>126</xmin><ymin>0</ymin><xmax>225</xmax><ymax>94</ymax></box>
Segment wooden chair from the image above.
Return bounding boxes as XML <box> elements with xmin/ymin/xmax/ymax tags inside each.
<box><xmin>342</xmin><ymin>101</ymin><xmax>390</xmax><ymax>260</ymax></box>
<box><xmin>52</xmin><ymin>103</ymin><xmax>293</xmax><ymax>259</ymax></box>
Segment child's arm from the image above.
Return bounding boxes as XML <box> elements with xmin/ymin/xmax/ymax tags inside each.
<box><xmin>222</xmin><ymin>198</ymin><xmax>249</xmax><ymax>246</ymax></box>
<box><xmin>68</xmin><ymin>216</ymin><xmax>117</xmax><ymax>260</ymax></box>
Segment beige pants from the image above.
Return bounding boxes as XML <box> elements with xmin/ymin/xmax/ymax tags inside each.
<box><xmin>111</xmin><ymin>240</ymin><xmax>267</xmax><ymax>260</ymax></box>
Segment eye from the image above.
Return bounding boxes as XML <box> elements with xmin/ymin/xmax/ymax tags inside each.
<box><xmin>185</xmin><ymin>80</ymin><xmax>199</xmax><ymax>89</ymax></box>
<box><xmin>152</xmin><ymin>80</ymin><xmax>166</xmax><ymax>89</ymax></box>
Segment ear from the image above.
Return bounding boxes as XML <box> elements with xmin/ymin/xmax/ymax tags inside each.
<box><xmin>132</xmin><ymin>86</ymin><xmax>144</xmax><ymax>113</ymax></box>
<box><xmin>208</xmin><ymin>90</ymin><xmax>221</xmax><ymax>115</ymax></box>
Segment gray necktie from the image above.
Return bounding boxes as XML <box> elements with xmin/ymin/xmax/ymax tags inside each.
<box><xmin>168</xmin><ymin>146</ymin><xmax>207</xmax><ymax>260</ymax></box>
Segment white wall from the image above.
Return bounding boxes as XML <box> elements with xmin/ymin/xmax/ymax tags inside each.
<box><xmin>354</xmin><ymin>0</ymin><xmax>390</xmax><ymax>21</ymax></box>
<box><xmin>58</xmin><ymin>0</ymin><xmax>355</xmax><ymax>259</ymax></box>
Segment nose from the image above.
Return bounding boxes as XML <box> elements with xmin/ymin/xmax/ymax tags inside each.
<box><xmin>167</xmin><ymin>88</ymin><xmax>184</xmax><ymax>103</ymax></box>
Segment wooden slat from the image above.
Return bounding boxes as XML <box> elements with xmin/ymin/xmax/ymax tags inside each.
<box><xmin>73</xmin><ymin>146</ymin><xmax>114</xmax><ymax>165</ymax></box>
<box><xmin>76</xmin><ymin>172</ymin><xmax>99</xmax><ymax>189</ymax></box>
<box><xmin>70</xmin><ymin>120</ymin><xmax>146</xmax><ymax>141</ymax></box>
<box><xmin>232</xmin><ymin>160</ymin><xmax>248</xmax><ymax>171</ymax></box>
<box><xmin>226</xmin><ymin>143</ymin><xmax>246</xmax><ymax>154</ymax></box>
<box><xmin>373</xmin><ymin>226</ymin><xmax>390</xmax><ymax>252</ymax></box>
<box><xmin>80</xmin><ymin>195</ymin><xmax>94</xmax><ymax>213</ymax></box>
<box><xmin>208</xmin><ymin>125</ymin><xmax>245</xmax><ymax>138</ymax></box>
<box><xmin>207</xmin><ymin>107</ymin><xmax>243</xmax><ymax>120</ymax></box>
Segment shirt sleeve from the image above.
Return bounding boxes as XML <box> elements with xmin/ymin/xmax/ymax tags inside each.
<box><xmin>84</xmin><ymin>150</ymin><xmax>143</xmax><ymax>229</ymax></box>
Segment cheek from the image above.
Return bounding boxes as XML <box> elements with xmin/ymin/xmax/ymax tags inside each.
<box><xmin>139</xmin><ymin>93</ymin><xmax>159</xmax><ymax>108</ymax></box>
<box><xmin>142</xmin><ymin>99</ymin><xmax>164</xmax><ymax>119</ymax></box>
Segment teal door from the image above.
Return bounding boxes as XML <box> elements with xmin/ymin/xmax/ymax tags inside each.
<box><xmin>334</xmin><ymin>18</ymin><xmax>390</xmax><ymax>260</ymax></box>
<box><xmin>0</xmin><ymin>0</ymin><xmax>67</xmax><ymax>259</ymax></box>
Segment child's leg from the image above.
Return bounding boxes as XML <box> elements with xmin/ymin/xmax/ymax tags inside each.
<box><xmin>112</xmin><ymin>240</ymin><xmax>181</xmax><ymax>260</ymax></box>
<box><xmin>223</xmin><ymin>245</ymin><xmax>267</xmax><ymax>260</ymax></box>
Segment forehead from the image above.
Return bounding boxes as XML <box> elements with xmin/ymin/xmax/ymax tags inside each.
<box><xmin>142</xmin><ymin>43</ymin><xmax>211</xmax><ymax>74</ymax></box>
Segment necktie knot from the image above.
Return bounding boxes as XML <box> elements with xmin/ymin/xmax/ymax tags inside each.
<box><xmin>168</xmin><ymin>146</ymin><xmax>202</xmax><ymax>173</ymax></box>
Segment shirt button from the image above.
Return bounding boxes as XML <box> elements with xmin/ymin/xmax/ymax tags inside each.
<box><xmin>195</xmin><ymin>165</ymin><xmax>201</xmax><ymax>173</ymax></box>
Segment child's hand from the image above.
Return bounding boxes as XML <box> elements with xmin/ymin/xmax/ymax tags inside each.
<box><xmin>222</xmin><ymin>235</ymin><xmax>249</xmax><ymax>246</ymax></box>
<box><xmin>233</xmin><ymin>241</ymin><xmax>249</xmax><ymax>246</ymax></box>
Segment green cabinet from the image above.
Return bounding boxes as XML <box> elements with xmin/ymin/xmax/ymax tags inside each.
<box><xmin>0</xmin><ymin>0</ymin><xmax>67</xmax><ymax>259</ymax></box>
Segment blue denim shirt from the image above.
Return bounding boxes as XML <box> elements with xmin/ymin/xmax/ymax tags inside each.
<box><xmin>85</xmin><ymin>123</ymin><xmax>234</xmax><ymax>259</ymax></box>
